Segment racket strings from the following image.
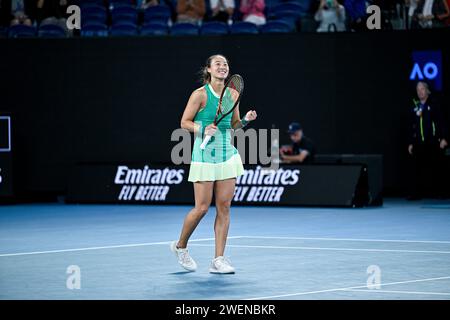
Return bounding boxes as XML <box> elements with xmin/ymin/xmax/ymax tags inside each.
<box><xmin>221</xmin><ymin>75</ymin><xmax>244</xmax><ymax>114</ymax></box>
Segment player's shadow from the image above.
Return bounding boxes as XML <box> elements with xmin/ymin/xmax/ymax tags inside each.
<box><xmin>168</xmin><ymin>271</ymin><xmax>194</xmax><ymax>275</ymax></box>
<box><xmin>154</xmin><ymin>273</ymin><xmax>257</xmax><ymax>299</ymax></box>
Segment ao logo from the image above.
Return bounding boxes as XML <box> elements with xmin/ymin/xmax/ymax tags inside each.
<box><xmin>410</xmin><ymin>62</ymin><xmax>439</xmax><ymax>81</ymax></box>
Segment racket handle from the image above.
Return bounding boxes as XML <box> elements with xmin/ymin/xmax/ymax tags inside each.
<box><xmin>200</xmin><ymin>135</ymin><xmax>212</xmax><ymax>150</ymax></box>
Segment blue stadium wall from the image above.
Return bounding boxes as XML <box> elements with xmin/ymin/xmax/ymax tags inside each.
<box><xmin>1</xmin><ymin>28</ymin><xmax>449</xmax><ymax>200</ymax></box>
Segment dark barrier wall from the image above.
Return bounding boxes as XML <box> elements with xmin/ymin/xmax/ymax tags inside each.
<box><xmin>1</xmin><ymin>29</ymin><xmax>449</xmax><ymax>199</ymax></box>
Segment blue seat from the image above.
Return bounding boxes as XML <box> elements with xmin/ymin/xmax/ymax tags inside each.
<box><xmin>147</xmin><ymin>17</ymin><xmax>169</xmax><ymax>25</ymax></box>
<box><xmin>77</xmin><ymin>0</ymin><xmax>105</xmax><ymax>6</ymax></box>
<box><xmin>109</xmin><ymin>2</ymin><xmax>135</xmax><ymax>11</ymax></box>
<box><xmin>38</xmin><ymin>24</ymin><xmax>67</xmax><ymax>38</ymax></box>
<box><xmin>110</xmin><ymin>22</ymin><xmax>138</xmax><ymax>36</ymax></box>
<box><xmin>200</xmin><ymin>22</ymin><xmax>228</xmax><ymax>35</ymax></box>
<box><xmin>269</xmin><ymin>2</ymin><xmax>305</xmax><ymax>16</ymax></box>
<box><xmin>268</xmin><ymin>10</ymin><xmax>300</xmax><ymax>29</ymax></box>
<box><xmin>264</xmin><ymin>0</ymin><xmax>284</xmax><ymax>12</ymax></box>
<box><xmin>111</xmin><ymin>6</ymin><xmax>138</xmax><ymax>24</ymax></box>
<box><xmin>81</xmin><ymin>15</ymin><xmax>107</xmax><ymax>27</ymax></box>
<box><xmin>144</xmin><ymin>5</ymin><xmax>171</xmax><ymax>24</ymax></box>
<box><xmin>140</xmin><ymin>22</ymin><xmax>169</xmax><ymax>36</ymax></box>
<box><xmin>8</xmin><ymin>24</ymin><xmax>36</xmax><ymax>38</ymax></box>
<box><xmin>81</xmin><ymin>5</ymin><xmax>107</xmax><ymax>23</ymax></box>
<box><xmin>81</xmin><ymin>22</ymin><xmax>108</xmax><ymax>37</ymax></box>
<box><xmin>260</xmin><ymin>20</ymin><xmax>293</xmax><ymax>33</ymax></box>
<box><xmin>229</xmin><ymin>22</ymin><xmax>259</xmax><ymax>34</ymax></box>
<box><xmin>79</xmin><ymin>2</ymin><xmax>105</xmax><ymax>10</ymax></box>
<box><xmin>284</xmin><ymin>0</ymin><xmax>312</xmax><ymax>13</ymax></box>
<box><xmin>171</xmin><ymin>23</ymin><xmax>199</xmax><ymax>36</ymax></box>
<box><xmin>109</xmin><ymin>0</ymin><xmax>134</xmax><ymax>7</ymax></box>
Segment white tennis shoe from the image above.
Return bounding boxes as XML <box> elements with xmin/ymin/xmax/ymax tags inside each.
<box><xmin>170</xmin><ymin>241</ymin><xmax>197</xmax><ymax>272</ymax></box>
<box><xmin>209</xmin><ymin>256</ymin><xmax>235</xmax><ymax>274</ymax></box>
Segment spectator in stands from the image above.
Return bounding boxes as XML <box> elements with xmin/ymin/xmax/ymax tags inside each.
<box><xmin>314</xmin><ymin>0</ymin><xmax>346</xmax><ymax>32</ymax></box>
<box><xmin>8</xmin><ymin>0</ymin><xmax>34</xmax><ymax>26</ymax></box>
<box><xmin>36</xmin><ymin>0</ymin><xmax>68</xmax><ymax>25</ymax></box>
<box><xmin>411</xmin><ymin>0</ymin><xmax>449</xmax><ymax>28</ymax></box>
<box><xmin>208</xmin><ymin>0</ymin><xmax>235</xmax><ymax>24</ymax></box>
<box><xmin>239</xmin><ymin>0</ymin><xmax>266</xmax><ymax>25</ymax></box>
<box><xmin>280</xmin><ymin>122</ymin><xmax>316</xmax><ymax>164</ymax></box>
<box><xmin>343</xmin><ymin>0</ymin><xmax>366</xmax><ymax>30</ymax></box>
<box><xmin>35</xmin><ymin>0</ymin><xmax>71</xmax><ymax>36</ymax></box>
<box><xmin>407</xmin><ymin>81</ymin><xmax>448</xmax><ymax>200</ymax></box>
<box><xmin>405</xmin><ymin>0</ymin><xmax>420</xmax><ymax>28</ymax></box>
<box><xmin>177</xmin><ymin>0</ymin><xmax>206</xmax><ymax>24</ymax></box>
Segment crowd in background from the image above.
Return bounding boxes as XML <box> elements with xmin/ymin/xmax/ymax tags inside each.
<box><xmin>0</xmin><ymin>0</ymin><xmax>449</xmax><ymax>34</ymax></box>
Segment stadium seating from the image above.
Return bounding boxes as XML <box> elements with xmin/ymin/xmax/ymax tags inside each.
<box><xmin>38</xmin><ymin>24</ymin><xmax>67</xmax><ymax>38</ymax></box>
<box><xmin>8</xmin><ymin>24</ymin><xmax>36</xmax><ymax>38</ymax></box>
<box><xmin>260</xmin><ymin>20</ymin><xmax>293</xmax><ymax>33</ymax></box>
<box><xmin>141</xmin><ymin>22</ymin><xmax>170</xmax><ymax>36</ymax></box>
<box><xmin>170</xmin><ymin>23</ymin><xmax>199</xmax><ymax>36</ymax></box>
<box><xmin>144</xmin><ymin>5</ymin><xmax>172</xmax><ymax>25</ymax></box>
<box><xmin>230</xmin><ymin>22</ymin><xmax>259</xmax><ymax>34</ymax></box>
<box><xmin>81</xmin><ymin>22</ymin><xmax>109</xmax><ymax>37</ymax></box>
<box><xmin>200</xmin><ymin>22</ymin><xmax>229</xmax><ymax>35</ymax></box>
<box><xmin>110</xmin><ymin>22</ymin><xmax>138</xmax><ymax>36</ymax></box>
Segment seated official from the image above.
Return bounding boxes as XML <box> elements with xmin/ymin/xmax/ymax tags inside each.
<box><xmin>280</xmin><ymin>122</ymin><xmax>316</xmax><ymax>164</ymax></box>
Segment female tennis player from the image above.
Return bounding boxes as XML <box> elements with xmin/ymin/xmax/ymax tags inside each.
<box><xmin>171</xmin><ymin>54</ymin><xmax>257</xmax><ymax>274</ymax></box>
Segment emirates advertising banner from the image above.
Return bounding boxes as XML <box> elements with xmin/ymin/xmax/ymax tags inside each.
<box><xmin>67</xmin><ymin>163</ymin><xmax>367</xmax><ymax>207</ymax></box>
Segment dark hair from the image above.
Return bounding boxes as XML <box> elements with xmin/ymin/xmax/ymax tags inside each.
<box><xmin>199</xmin><ymin>54</ymin><xmax>229</xmax><ymax>84</ymax></box>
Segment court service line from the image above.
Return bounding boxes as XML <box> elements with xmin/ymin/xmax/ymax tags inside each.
<box><xmin>343</xmin><ymin>289</ymin><xmax>450</xmax><ymax>296</ymax></box>
<box><xmin>0</xmin><ymin>236</ymin><xmax>244</xmax><ymax>257</ymax></box>
<box><xmin>237</xmin><ymin>235</ymin><xmax>450</xmax><ymax>244</ymax></box>
<box><xmin>244</xmin><ymin>276</ymin><xmax>450</xmax><ymax>300</ymax></box>
<box><xmin>189</xmin><ymin>243</ymin><xmax>450</xmax><ymax>254</ymax></box>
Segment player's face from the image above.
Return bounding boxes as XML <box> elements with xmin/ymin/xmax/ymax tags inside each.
<box><xmin>417</xmin><ymin>83</ymin><xmax>428</xmax><ymax>100</ymax></box>
<box><xmin>208</xmin><ymin>56</ymin><xmax>229</xmax><ymax>80</ymax></box>
<box><xmin>290</xmin><ymin>130</ymin><xmax>303</xmax><ymax>143</ymax></box>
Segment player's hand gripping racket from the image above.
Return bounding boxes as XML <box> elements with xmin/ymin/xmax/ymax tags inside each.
<box><xmin>200</xmin><ymin>74</ymin><xmax>244</xmax><ymax>150</ymax></box>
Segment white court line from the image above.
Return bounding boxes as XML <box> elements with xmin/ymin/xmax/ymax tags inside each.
<box><xmin>343</xmin><ymin>289</ymin><xmax>450</xmax><ymax>296</ymax></box>
<box><xmin>238</xmin><ymin>235</ymin><xmax>450</xmax><ymax>244</ymax></box>
<box><xmin>189</xmin><ymin>243</ymin><xmax>450</xmax><ymax>254</ymax></box>
<box><xmin>0</xmin><ymin>236</ymin><xmax>244</xmax><ymax>257</ymax></box>
<box><xmin>3</xmin><ymin>235</ymin><xmax>450</xmax><ymax>257</ymax></box>
<box><xmin>245</xmin><ymin>276</ymin><xmax>450</xmax><ymax>300</ymax></box>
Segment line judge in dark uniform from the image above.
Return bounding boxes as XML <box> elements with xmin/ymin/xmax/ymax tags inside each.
<box><xmin>407</xmin><ymin>81</ymin><xmax>448</xmax><ymax>200</ymax></box>
<box><xmin>280</xmin><ymin>122</ymin><xmax>316</xmax><ymax>164</ymax></box>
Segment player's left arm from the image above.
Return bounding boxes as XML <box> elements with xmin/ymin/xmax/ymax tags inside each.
<box><xmin>230</xmin><ymin>88</ymin><xmax>257</xmax><ymax>129</ymax></box>
<box><xmin>231</xmin><ymin>103</ymin><xmax>242</xmax><ymax>129</ymax></box>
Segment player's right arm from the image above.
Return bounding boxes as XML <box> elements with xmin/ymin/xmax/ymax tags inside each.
<box><xmin>181</xmin><ymin>88</ymin><xmax>206</xmax><ymax>134</ymax></box>
<box><xmin>181</xmin><ymin>88</ymin><xmax>216</xmax><ymax>136</ymax></box>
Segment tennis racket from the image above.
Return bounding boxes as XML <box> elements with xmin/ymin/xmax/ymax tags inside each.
<box><xmin>200</xmin><ymin>74</ymin><xmax>244</xmax><ymax>150</ymax></box>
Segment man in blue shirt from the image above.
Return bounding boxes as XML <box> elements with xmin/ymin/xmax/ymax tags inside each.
<box><xmin>280</xmin><ymin>122</ymin><xmax>316</xmax><ymax>164</ymax></box>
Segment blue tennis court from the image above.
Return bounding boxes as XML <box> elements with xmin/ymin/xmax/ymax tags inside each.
<box><xmin>1</xmin><ymin>199</ymin><xmax>449</xmax><ymax>300</ymax></box>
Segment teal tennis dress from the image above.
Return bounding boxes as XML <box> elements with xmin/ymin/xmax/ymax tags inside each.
<box><xmin>188</xmin><ymin>84</ymin><xmax>244</xmax><ymax>182</ymax></box>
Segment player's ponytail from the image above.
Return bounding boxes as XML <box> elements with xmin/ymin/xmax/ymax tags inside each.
<box><xmin>201</xmin><ymin>65</ymin><xmax>211</xmax><ymax>84</ymax></box>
